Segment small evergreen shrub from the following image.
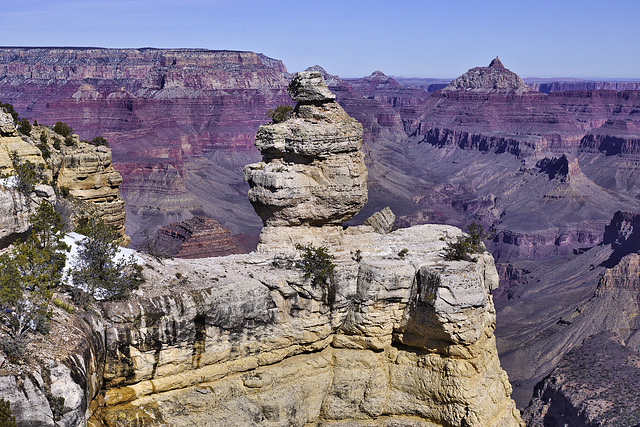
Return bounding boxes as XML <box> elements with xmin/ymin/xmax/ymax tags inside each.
<box><xmin>53</xmin><ymin>121</ymin><xmax>73</xmax><ymax>137</ymax></box>
<box><xmin>17</xmin><ymin>119</ymin><xmax>31</xmax><ymax>136</ymax></box>
<box><xmin>443</xmin><ymin>222</ymin><xmax>490</xmax><ymax>262</ymax></box>
<box><xmin>267</xmin><ymin>105</ymin><xmax>293</xmax><ymax>123</ymax></box>
<box><xmin>295</xmin><ymin>244</ymin><xmax>336</xmax><ymax>304</ymax></box>
<box><xmin>0</xmin><ymin>398</ymin><xmax>17</xmax><ymax>427</ymax></box>
<box><xmin>92</xmin><ymin>136</ymin><xmax>108</xmax><ymax>147</ymax></box>
<box><xmin>46</xmin><ymin>394</ymin><xmax>65</xmax><ymax>422</ymax></box>
<box><xmin>52</xmin><ymin>137</ymin><xmax>61</xmax><ymax>150</ymax></box>
<box><xmin>36</xmin><ymin>142</ymin><xmax>50</xmax><ymax>160</ymax></box>
<box><xmin>0</xmin><ymin>337</ymin><xmax>26</xmax><ymax>364</ymax></box>
<box><xmin>295</xmin><ymin>244</ymin><xmax>335</xmax><ymax>287</ymax></box>
<box><xmin>73</xmin><ymin>217</ymin><xmax>145</xmax><ymax>301</ymax></box>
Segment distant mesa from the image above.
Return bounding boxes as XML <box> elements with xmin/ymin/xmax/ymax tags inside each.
<box><xmin>442</xmin><ymin>56</ymin><xmax>531</xmax><ymax>95</ymax></box>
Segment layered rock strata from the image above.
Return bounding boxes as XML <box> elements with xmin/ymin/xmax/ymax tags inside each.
<box><xmin>523</xmin><ymin>332</ymin><xmax>640</xmax><ymax>426</ymax></box>
<box><xmin>54</xmin><ymin>143</ymin><xmax>127</xmax><ymax>241</ymax></box>
<box><xmin>156</xmin><ymin>215</ymin><xmax>240</xmax><ymax>258</ymax></box>
<box><xmin>244</xmin><ymin>71</ymin><xmax>368</xmax><ymax>232</ymax></box>
<box><xmin>0</xmin><ymin>71</ymin><xmax>521</xmax><ymax>426</ymax></box>
<box><xmin>0</xmin><ymin>47</ymin><xmax>292</xmax><ymax>246</ymax></box>
<box><xmin>86</xmin><ymin>224</ymin><xmax>521</xmax><ymax>426</ymax></box>
<box><xmin>0</xmin><ymin>112</ymin><xmax>128</xmax><ymax>245</ymax></box>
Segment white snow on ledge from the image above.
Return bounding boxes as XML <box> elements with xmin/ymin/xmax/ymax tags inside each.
<box><xmin>62</xmin><ymin>232</ymin><xmax>145</xmax><ymax>299</ymax></box>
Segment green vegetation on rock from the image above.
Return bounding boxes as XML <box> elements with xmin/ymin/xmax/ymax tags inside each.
<box><xmin>0</xmin><ymin>398</ymin><xmax>17</xmax><ymax>427</ymax></box>
<box><xmin>267</xmin><ymin>104</ymin><xmax>293</xmax><ymax>124</ymax></box>
<box><xmin>73</xmin><ymin>218</ymin><xmax>144</xmax><ymax>301</ymax></box>
<box><xmin>443</xmin><ymin>222</ymin><xmax>490</xmax><ymax>262</ymax></box>
<box><xmin>17</xmin><ymin>119</ymin><xmax>31</xmax><ymax>136</ymax></box>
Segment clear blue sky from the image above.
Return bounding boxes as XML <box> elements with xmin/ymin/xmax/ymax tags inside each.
<box><xmin>1</xmin><ymin>0</ymin><xmax>638</xmax><ymax>79</ymax></box>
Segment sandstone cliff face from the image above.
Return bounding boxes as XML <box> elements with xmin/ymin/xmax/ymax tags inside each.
<box><xmin>0</xmin><ymin>111</ymin><xmax>128</xmax><ymax>245</ymax></box>
<box><xmin>87</xmin><ymin>224</ymin><xmax>521</xmax><ymax>427</ymax></box>
<box><xmin>54</xmin><ymin>143</ymin><xmax>127</xmax><ymax>240</ymax></box>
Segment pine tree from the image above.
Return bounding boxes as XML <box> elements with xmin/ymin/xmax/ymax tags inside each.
<box><xmin>73</xmin><ymin>218</ymin><xmax>144</xmax><ymax>301</ymax></box>
<box><xmin>0</xmin><ymin>398</ymin><xmax>17</xmax><ymax>427</ymax></box>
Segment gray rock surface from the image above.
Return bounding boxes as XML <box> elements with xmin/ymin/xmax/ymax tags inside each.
<box><xmin>287</xmin><ymin>71</ymin><xmax>336</xmax><ymax>102</ymax></box>
<box><xmin>0</xmin><ymin>110</ymin><xmax>16</xmax><ymax>136</ymax></box>
<box><xmin>363</xmin><ymin>206</ymin><xmax>396</xmax><ymax>234</ymax></box>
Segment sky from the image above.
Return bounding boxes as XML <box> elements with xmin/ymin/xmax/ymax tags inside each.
<box><xmin>1</xmin><ymin>0</ymin><xmax>639</xmax><ymax>79</ymax></box>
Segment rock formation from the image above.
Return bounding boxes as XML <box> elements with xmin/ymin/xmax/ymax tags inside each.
<box><xmin>0</xmin><ymin>72</ymin><xmax>522</xmax><ymax>426</ymax></box>
<box><xmin>0</xmin><ymin>47</ymin><xmax>292</xmax><ymax>247</ymax></box>
<box><xmin>244</xmin><ymin>71</ymin><xmax>368</xmax><ymax>240</ymax></box>
<box><xmin>523</xmin><ymin>331</ymin><xmax>640</xmax><ymax>426</ymax></box>
<box><xmin>5</xmin><ymin>50</ymin><xmax>640</xmax><ymax>409</ymax></box>
<box><xmin>528</xmin><ymin>80</ymin><xmax>640</xmax><ymax>93</ymax></box>
<box><xmin>54</xmin><ymin>143</ymin><xmax>127</xmax><ymax>241</ymax></box>
<box><xmin>442</xmin><ymin>57</ymin><xmax>531</xmax><ymax>95</ymax></box>
<box><xmin>156</xmin><ymin>215</ymin><xmax>240</xmax><ymax>258</ymax></box>
<box><xmin>0</xmin><ymin>109</ymin><xmax>128</xmax><ymax>245</ymax></box>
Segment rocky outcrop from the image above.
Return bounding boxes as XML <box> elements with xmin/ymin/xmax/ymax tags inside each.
<box><xmin>442</xmin><ymin>57</ymin><xmax>531</xmax><ymax>95</ymax></box>
<box><xmin>0</xmin><ymin>115</ymin><xmax>129</xmax><ymax>245</ymax></box>
<box><xmin>86</xmin><ymin>223</ymin><xmax>521</xmax><ymax>426</ymax></box>
<box><xmin>54</xmin><ymin>142</ymin><xmax>127</xmax><ymax>241</ymax></box>
<box><xmin>0</xmin><ymin>110</ymin><xmax>54</xmax><ymax>242</ymax></box>
<box><xmin>0</xmin><ymin>307</ymin><xmax>106</xmax><ymax>427</ymax></box>
<box><xmin>244</xmin><ymin>71</ymin><xmax>368</xmax><ymax>230</ymax></box>
<box><xmin>523</xmin><ymin>332</ymin><xmax>640</xmax><ymax>426</ymax></box>
<box><xmin>156</xmin><ymin>215</ymin><xmax>240</xmax><ymax>258</ymax></box>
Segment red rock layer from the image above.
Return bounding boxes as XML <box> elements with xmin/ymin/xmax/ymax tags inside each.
<box><xmin>156</xmin><ymin>216</ymin><xmax>239</xmax><ymax>259</ymax></box>
<box><xmin>0</xmin><ymin>47</ymin><xmax>291</xmax><ymax>247</ymax></box>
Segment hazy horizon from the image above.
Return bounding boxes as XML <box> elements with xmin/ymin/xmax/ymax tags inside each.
<box><xmin>1</xmin><ymin>0</ymin><xmax>639</xmax><ymax>79</ymax></box>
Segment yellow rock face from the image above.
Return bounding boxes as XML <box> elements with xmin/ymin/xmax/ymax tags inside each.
<box><xmin>56</xmin><ymin>144</ymin><xmax>128</xmax><ymax>242</ymax></box>
<box><xmin>90</xmin><ymin>224</ymin><xmax>523</xmax><ymax>426</ymax></box>
<box><xmin>0</xmin><ymin>125</ymin><xmax>129</xmax><ymax>244</ymax></box>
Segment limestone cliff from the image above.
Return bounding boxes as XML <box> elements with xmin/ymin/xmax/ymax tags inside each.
<box><xmin>88</xmin><ymin>224</ymin><xmax>521</xmax><ymax>426</ymax></box>
<box><xmin>0</xmin><ymin>109</ymin><xmax>128</xmax><ymax>244</ymax></box>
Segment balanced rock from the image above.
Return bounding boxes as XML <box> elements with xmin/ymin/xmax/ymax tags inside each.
<box><xmin>244</xmin><ymin>71</ymin><xmax>367</xmax><ymax>229</ymax></box>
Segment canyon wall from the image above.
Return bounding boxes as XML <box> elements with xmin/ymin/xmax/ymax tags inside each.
<box><xmin>0</xmin><ymin>73</ymin><xmax>522</xmax><ymax>426</ymax></box>
<box><xmin>3</xmin><ymin>50</ymin><xmax>640</xmax><ymax>414</ymax></box>
<box><xmin>0</xmin><ymin>109</ymin><xmax>127</xmax><ymax>243</ymax></box>
<box><xmin>0</xmin><ymin>47</ymin><xmax>292</xmax><ymax>246</ymax></box>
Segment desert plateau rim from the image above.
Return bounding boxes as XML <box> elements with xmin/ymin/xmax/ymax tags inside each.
<box><xmin>0</xmin><ymin>46</ymin><xmax>639</xmax><ymax>426</ymax></box>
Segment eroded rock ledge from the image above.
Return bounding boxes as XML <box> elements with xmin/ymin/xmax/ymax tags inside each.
<box><xmin>88</xmin><ymin>224</ymin><xmax>521</xmax><ymax>426</ymax></box>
